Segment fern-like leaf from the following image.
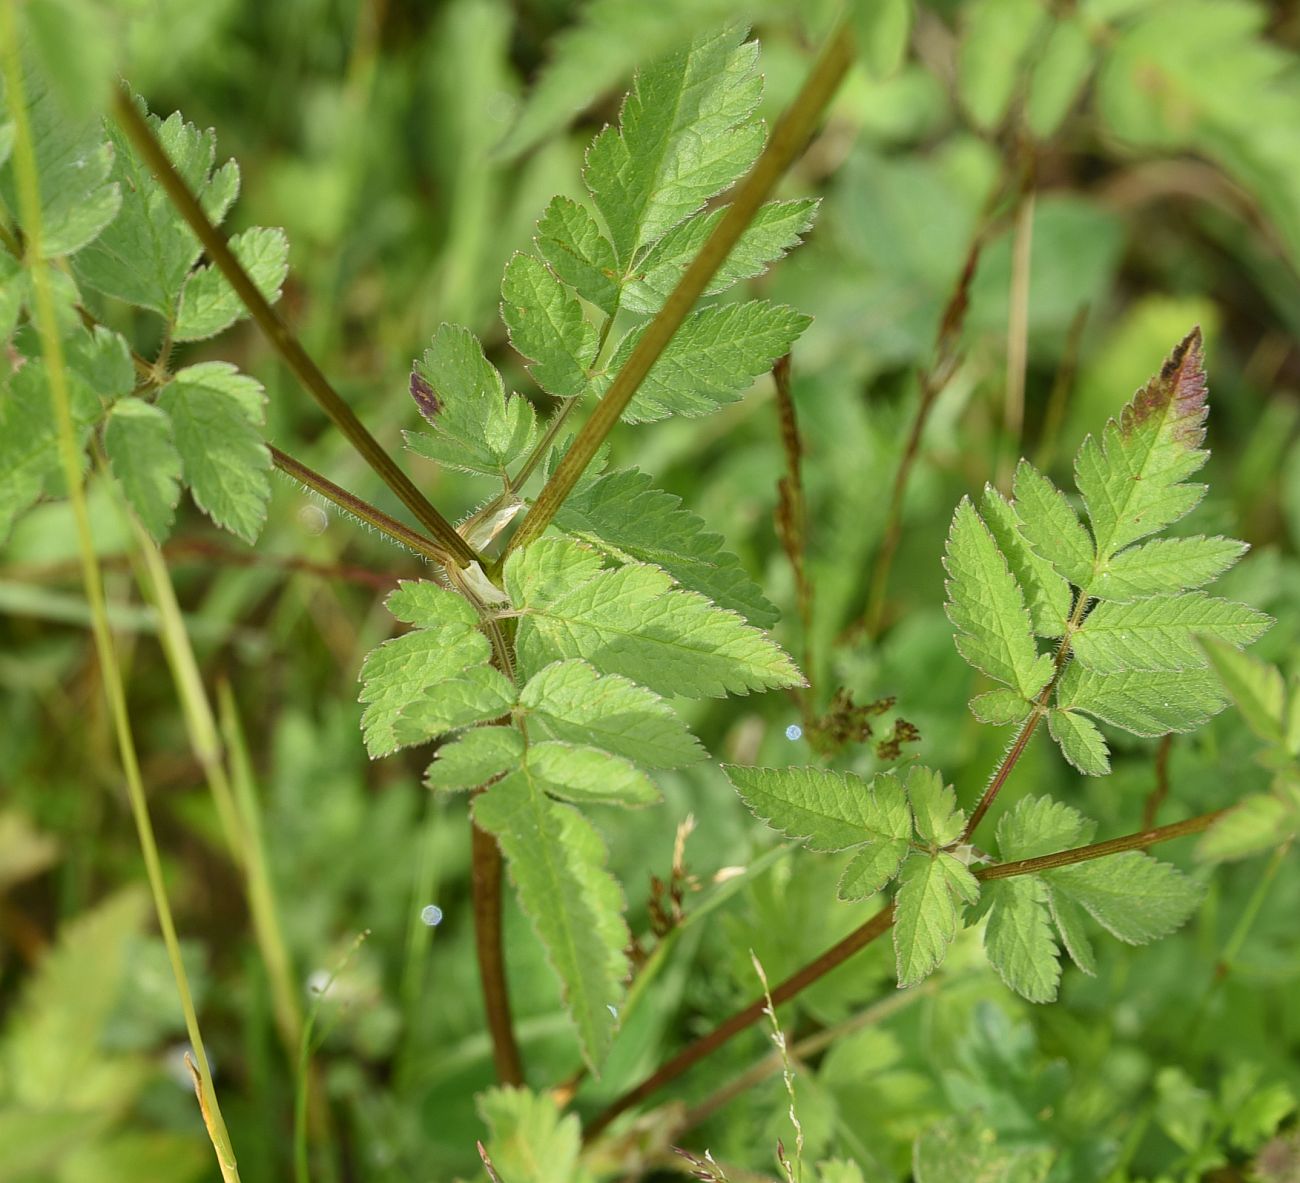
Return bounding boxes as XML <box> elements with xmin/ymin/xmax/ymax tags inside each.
<box><xmin>505</xmin><ymin>538</ymin><xmax>802</xmax><ymax>698</ymax></box>
<box><xmin>945</xmin><ymin>497</ymin><xmax>1054</xmax><ymax>699</ymax></box>
<box><xmin>472</xmin><ymin>774</ymin><xmax>629</xmax><ymax>1070</ymax></box>
<box><xmin>1075</xmin><ymin>327</ymin><xmax>1209</xmax><ymax>562</ymax></box>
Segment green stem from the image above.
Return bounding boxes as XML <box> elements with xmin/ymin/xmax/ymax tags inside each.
<box><xmin>110</xmin><ymin>89</ymin><xmax>479</xmax><ymax>570</ymax></box>
<box><xmin>295</xmin><ymin>933</ymin><xmax>367</xmax><ymax>1183</ymax></box>
<box><xmin>1187</xmin><ymin>841</ymin><xmax>1291</xmax><ymax>1045</ymax></box>
<box><xmin>0</xmin><ymin>17</ymin><xmax>239</xmax><ymax>1179</ymax></box>
<box><xmin>215</xmin><ymin>682</ymin><xmax>304</xmax><ymax>1056</ymax></box>
<box><xmin>504</xmin><ymin>17</ymin><xmax>857</xmax><ymax>556</ymax></box>
<box><xmin>124</xmin><ymin>506</ymin><xmax>245</xmax><ymax>855</ymax></box>
<box><xmin>583</xmin><ymin>806</ymin><xmax>1226</xmax><ymax>1141</ymax></box>
<box><xmin>396</xmin><ymin>791</ymin><xmax>447</xmax><ymax>1091</ymax></box>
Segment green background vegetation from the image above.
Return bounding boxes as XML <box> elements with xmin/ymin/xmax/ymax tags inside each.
<box><xmin>2</xmin><ymin>1</ymin><xmax>1299</xmax><ymax>1180</ymax></box>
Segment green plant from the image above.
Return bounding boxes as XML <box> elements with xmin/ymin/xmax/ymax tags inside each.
<box><xmin>3</xmin><ymin>3</ymin><xmax>1300</xmax><ymax>1181</ymax></box>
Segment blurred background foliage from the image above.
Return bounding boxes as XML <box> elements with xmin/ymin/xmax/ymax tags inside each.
<box><xmin>2</xmin><ymin>0</ymin><xmax>1300</xmax><ymax>1180</ymax></box>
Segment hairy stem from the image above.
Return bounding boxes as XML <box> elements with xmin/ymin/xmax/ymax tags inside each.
<box><xmin>269</xmin><ymin>445</ymin><xmax>451</xmax><ymax>565</ymax></box>
<box><xmin>677</xmin><ymin>977</ymin><xmax>942</xmax><ymax>1137</ymax></box>
<box><xmin>505</xmin><ymin>17</ymin><xmax>857</xmax><ymax>556</ymax></box>
<box><xmin>110</xmin><ymin>89</ymin><xmax>479</xmax><ymax>569</ymax></box>
<box><xmin>584</xmin><ymin>806</ymin><xmax>1226</xmax><ymax>1140</ymax></box>
<box><xmin>961</xmin><ymin>587</ymin><xmax>1091</xmax><ymax>842</ymax></box>
<box><xmin>1</xmin><ymin>19</ymin><xmax>239</xmax><ymax>1178</ymax></box>
<box><xmin>772</xmin><ymin>354</ymin><xmax>813</xmax><ymax>710</ymax></box>
<box><xmin>584</xmin><ymin>906</ymin><xmax>896</xmax><ymax>1141</ymax></box>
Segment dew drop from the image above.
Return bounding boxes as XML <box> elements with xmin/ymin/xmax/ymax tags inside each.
<box><xmin>420</xmin><ymin>904</ymin><xmax>444</xmax><ymax>927</ymax></box>
<box><xmin>607</xmin><ymin>1004</ymin><xmax>618</xmax><ymax>1019</ymax></box>
<box><xmin>298</xmin><ymin>503</ymin><xmax>329</xmax><ymax>535</ymax></box>
<box><xmin>785</xmin><ymin>724</ymin><xmax>803</xmax><ymax>741</ymax></box>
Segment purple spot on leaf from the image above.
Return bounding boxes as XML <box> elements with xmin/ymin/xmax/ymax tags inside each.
<box><xmin>410</xmin><ymin>371</ymin><xmax>441</xmax><ymax>421</ymax></box>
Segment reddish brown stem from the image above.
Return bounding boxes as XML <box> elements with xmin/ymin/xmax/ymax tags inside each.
<box><xmin>505</xmin><ymin>19</ymin><xmax>856</xmax><ymax>557</ymax></box>
<box><xmin>110</xmin><ymin>90</ymin><xmax>478</xmax><ymax>570</ymax></box>
<box><xmin>471</xmin><ymin>818</ymin><xmax>524</xmax><ymax>1085</ymax></box>
<box><xmin>861</xmin><ymin>235</ymin><xmax>982</xmax><ymax>639</ymax></box>
<box><xmin>583</xmin><ymin>807</ymin><xmax>1226</xmax><ymax>1140</ymax></box>
<box><xmin>1142</xmin><ymin>734</ymin><xmax>1175</xmax><ymax>829</ymax></box>
<box><xmin>583</xmin><ymin>905</ymin><xmax>896</xmax><ymax>1141</ymax></box>
<box><xmin>960</xmin><ymin>699</ymin><xmax>1047</xmax><ymax>842</ymax></box>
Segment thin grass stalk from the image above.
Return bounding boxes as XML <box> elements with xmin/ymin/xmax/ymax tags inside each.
<box><xmin>0</xmin><ymin>16</ymin><xmax>239</xmax><ymax>1178</ymax></box>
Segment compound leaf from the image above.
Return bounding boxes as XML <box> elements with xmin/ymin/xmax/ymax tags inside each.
<box><xmin>893</xmin><ymin>852</ymin><xmax>979</xmax><ymax>987</ymax></box>
<box><xmin>506</xmin><ymin>538</ymin><xmax>802</xmax><ymax>699</ymax></box>
<box><xmin>404</xmin><ymin>323</ymin><xmax>536</xmax><ymax>478</ymax></box>
<box><xmin>608</xmin><ymin>300</ymin><xmax>811</xmax><ymax>423</ymax></box>
<box><xmin>724</xmin><ymin>765</ymin><xmax>912</xmax><ymax>855</ymax></box>
<box><xmin>552</xmin><ymin>466</ymin><xmax>777</xmax><ymax>626</ymax></box>
<box><xmin>1046</xmin><ymin>853</ymin><xmax>1201</xmax><ymax>945</ymax></box>
<box><xmin>519</xmin><ymin>658</ymin><xmax>703</xmax><ymax>769</ymax></box>
<box><xmin>1075</xmin><ymin>328</ymin><xmax>1210</xmax><ymax>560</ymax></box>
<box><xmin>500</xmin><ymin>252</ymin><xmax>597</xmax><ymax>398</ymax></box>
<box><xmin>622</xmin><ymin>197</ymin><xmax>819</xmax><ymax>316</ymax></box>
<box><xmin>173</xmin><ymin>226</ymin><xmax>289</xmax><ymax>342</ymax></box>
<box><xmin>473</xmin><ymin>774</ymin><xmax>628</xmax><ymax>1070</ymax></box>
<box><xmin>983</xmin><ymin>877</ymin><xmax>1061</xmax><ymax>1003</ymax></box>
<box><xmin>945</xmin><ymin>497</ymin><xmax>1055</xmax><ymax>698</ymax></box>
<box><xmin>585</xmin><ymin>26</ymin><xmax>763</xmax><ymax>266</ymax></box>
<box><xmin>1072</xmin><ymin>592</ymin><xmax>1271</xmax><ymax>674</ymax></box>
<box><xmin>104</xmin><ymin>398</ymin><xmax>181</xmax><ymax>542</ymax></box>
<box><xmin>158</xmin><ymin>362</ymin><xmax>270</xmax><ymax>543</ymax></box>
<box><xmin>74</xmin><ymin>98</ymin><xmax>239</xmax><ymax>315</ymax></box>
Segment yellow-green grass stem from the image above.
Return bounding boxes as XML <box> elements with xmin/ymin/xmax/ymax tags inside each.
<box><xmin>0</xmin><ymin>17</ymin><xmax>239</xmax><ymax>1179</ymax></box>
